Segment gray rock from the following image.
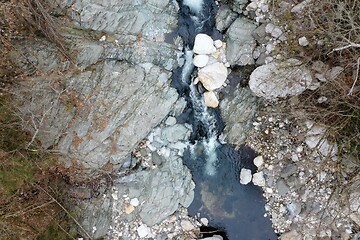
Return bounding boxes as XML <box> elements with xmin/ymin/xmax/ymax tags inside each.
<box><xmin>75</xmin><ymin>187</ymin><xmax>112</xmax><ymax>239</ymax></box>
<box><xmin>287</xmin><ymin>202</ymin><xmax>302</xmax><ymax>216</ymax></box>
<box><xmin>16</xmin><ymin>61</ymin><xmax>178</xmax><ymax>180</ymax></box>
<box><xmin>249</xmin><ymin>58</ymin><xmax>313</xmax><ymax>101</ymax></box>
<box><xmin>226</xmin><ymin>18</ymin><xmax>257</xmax><ymax>66</ymax></box>
<box><xmin>227</xmin><ymin>0</ymin><xmax>250</xmax><ymax>14</ymax></box>
<box><xmin>252</xmin><ymin>24</ymin><xmax>267</xmax><ymax>43</ymax></box>
<box><xmin>220</xmin><ymin>87</ymin><xmax>258</xmax><ymax>146</ymax></box>
<box><xmin>161</xmin><ymin>124</ymin><xmax>191</xmax><ymax>143</ymax></box>
<box><xmin>276</xmin><ymin>179</ymin><xmax>290</xmax><ymax>196</ymax></box>
<box><xmin>280</xmin><ymin>164</ymin><xmax>298</xmax><ymax>178</ymax></box>
<box><xmin>216</xmin><ymin>5</ymin><xmax>238</xmax><ymax>31</ymax></box>
<box><xmin>151</xmin><ymin>151</ymin><xmax>163</xmax><ymax>166</ymax></box>
<box><xmin>201</xmin><ymin>236</ymin><xmax>223</xmax><ymax>240</ymax></box>
<box><xmin>122</xmin><ymin>156</ymin><xmax>195</xmax><ymax>226</ymax></box>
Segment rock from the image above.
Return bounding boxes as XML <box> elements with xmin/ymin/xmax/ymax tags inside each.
<box><xmin>137</xmin><ymin>224</ymin><xmax>149</xmax><ymax>238</ymax></box>
<box><xmin>193</xmin><ymin>34</ymin><xmax>216</xmax><ymax>55</ymax></box>
<box><xmin>276</xmin><ymin>179</ymin><xmax>290</xmax><ymax>196</ymax></box>
<box><xmin>202</xmin><ymin>236</ymin><xmax>223</xmax><ymax>240</ymax></box>
<box><xmin>240</xmin><ymin>168</ymin><xmax>252</xmax><ymax>185</ymax></box>
<box><xmin>280</xmin><ymin>230</ymin><xmax>301</xmax><ymax>240</ymax></box>
<box><xmin>134</xmin><ymin>156</ymin><xmax>195</xmax><ymax>226</ymax></box>
<box><xmin>265</xmin><ymin>23</ymin><xmax>283</xmax><ymax>38</ymax></box>
<box><xmin>193</xmin><ymin>54</ymin><xmax>210</xmax><ymax>68</ymax></box>
<box><xmin>349</xmin><ymin>191</ymin><xmax>360</xmax><ymax>226</ymax></box>
<box><xmin>252</xmin><ymin>24</ymin><xmax>267</xmax><ymax>43</ymax></box>
<box><xmin>181</xmin><ymin>220</ymin><xmax>196</xmax><ymax>231</ymax></box>
<box><xmin>151</xmin><ymin>151</ymin><xmax>163</xmax><ymax>165</ymax></box>
<box><xmin>252</xmin><ymin>171</ymin><xmax>266</xmax><ymax>187</ymax></box>
<box><xmin>198</xmin><ymin>62</ymin><xmax>228</xmax><ymax>91</ymax></box>
<box><xmin>200</xmin><ymin>217</ymin><xmax>209</xmax><ymax>226</ymax></box>
<box><xmin>76</xmin><ymin>190</ymin><xmax>112</xmax><ymax>239</ymax></box>
<box><xmin>130</xmin><ymin>198</ymin><xmax>140</xmax><ymax>207</ymax></box>
<box><xmin>220</xmin><ymin>87</ymin><xmax>258</xmax><ymax>146</ymax></box>
<box><xmin>227</xmin><ymin>0</ymin><xmax>249</xmax><ymax>13</ymax></box>
<box><xmin>165</xmin><ymin>116</ymin><xmax>177</xmax><ymax>126</ymax></box>
<box><xmin>214</xmin><ymin>40</ymin><xmax>223</xmax><ymax>49</ymax></box>
<box><xmin>280</xmin><ymin>164</ymin><xmax>298</xmax><ymax>178</ymax></box>
<box><xmin>216</xmin><ymin>5</ymin><xmax>238</xmax><ymax>31</ymax></box>
<box><xmin>287</xmin><ymin>202</ymin><xmax>302</xmax><ymax>216</ymax></box>
<box><xmin>291</xmin><ymin>0</ymin><xmax>312</xmax><ymax>13</ymax></box>
<box><xmin>298</xmin><ymin>36</ymin><xmax>309</xmax><ymax>46</ymax></box>
<box><xmin>226</xmin><ymin>18</ymin><xmax>257</xmax><ymax>66</ymax></box>
<box><xmin>125</xmin><ymin>205</ymin><xmax>135</xmax><ymax>214</ymax></box>
<box><xmin>249</xmin><ymin>58</ymin><xmax>312</xmax><ymax>101</ymax></box>
<box><xmin>254</xmin><ymin>155</ymin><xmax>264</xmax><ymax>168</ymax></box>
<box><xmin>161</xmin><ymin>124</ymin><xmax>191</xmax><ymax>143</ymax></box>
<box><xmin>204</xmin><ymin>91</ymin><xmax>219</xmax><ymax>108</ymax></box>
<box><xmin>325</xmin><ymin>66</ymin><xmax>344</xmax><ymax>81</ymax></box>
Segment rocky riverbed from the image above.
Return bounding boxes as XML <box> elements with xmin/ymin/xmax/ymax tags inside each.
<box><xmin>6</xmin><ymin>0</ymin><xmax>359</xmax><ymax>239</ymax></box>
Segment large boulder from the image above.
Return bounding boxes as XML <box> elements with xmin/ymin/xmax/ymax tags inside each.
<box><xmin>226</xmin><ymin>18</ymin><xmax>257</xmax><ymax>66</ymax></box>
<box><xmin>198</xmin><ymin>62</ymin><xmax>228</xmax><ymax>91</ymax></box>
<box><xmin>249</xmin><ymin>58</ymin><xmax>313</xmax><ymax>101</ymax></box>
<box><xmin>220</xmin><ymin>87</ymin><xmax>258</xmax><ymax>146</ymax></box>
<box><xmin>112</xmin><ymin>155</ymin><xmax>195</xmax><ymax>226</ymax></box>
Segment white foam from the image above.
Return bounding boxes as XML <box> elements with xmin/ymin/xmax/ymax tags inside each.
<box><xmin>204</xmin><ymin>136</ymin><xmax>219</xmax><ymax>176</ymax></box>
<box><xmin>183</xmin><ymin>0</ymin><xmax>204</xmax><ymax>14</ymax></box>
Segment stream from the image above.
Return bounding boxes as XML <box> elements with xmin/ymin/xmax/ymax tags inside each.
<box><xmin>173</xmin><ymin>0</ymin><xmax>277</xmax><ymax>239</ymax></box>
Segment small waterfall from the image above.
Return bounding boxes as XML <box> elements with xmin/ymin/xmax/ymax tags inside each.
<box><xmin>181</xmin><ymin>48</ymin><xmax>219</xmax><ymax>175</ymax></box>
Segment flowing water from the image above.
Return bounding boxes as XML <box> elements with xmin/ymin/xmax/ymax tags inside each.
<box><xmin>173</xmin><ymin>0</ymin><xmax>277</xmax><ymax>239</ymax></box>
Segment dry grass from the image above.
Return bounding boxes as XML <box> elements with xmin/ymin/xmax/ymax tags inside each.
<box><xmin>273</xmin><ymin>0</ymin><xmax>360</xmax><ymax>165</ymax></box>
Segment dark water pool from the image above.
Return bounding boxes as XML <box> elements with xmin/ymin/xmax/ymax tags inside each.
<box><xmin>183</xmin><ymin>144</ymin><xmax>278</xmax><ymax>240</ymax></box>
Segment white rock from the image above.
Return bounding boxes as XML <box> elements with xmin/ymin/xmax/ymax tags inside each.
<box><xmin>99</xmin><ymin>35</ymin><xmax>106</xmax><ymax>41</ymax></box>
<box><xmin>130</xmin><ymin>198</ymin><xmax>140</xmax><ymax>207</ymax></box>
<box><xmin>249</xmin><ymin>58</ymin><xmax>312</xmax><ymax>101</ymax></box>
<box><xmin>200</xmin><ymin>217</ymin><xmax>209</xmax><ymax>226</ymax></box>
<box><xmin>165</xmin><ymin>116</ymin><xmax>176</xmax><ymax>126</ymax></box>
<box><xmin>198</xmin><ymin>62</ymin><xmax>228</xmax><ymax>91</ymax></box>
<box><xmin>240</xmin><ymin>168</ymin><xmax>252</xmax><ymax>185</ymax></box>
<box><xmin>203</xmin><ymin>91</ymin><xmax>219</xmax><ymax>108</ymax></box>
<box><xmin>252</xmin><ymin>171</ymin><xmax>266</xmax><ymax>187</ymax></box>
<box><xmin>298</xmin><ymin>36</ymin><xmax>309</xmax><ymax>46</ymax></box>
<box><xmin>193</xmin><ymin>34</ymin><xmax>216</xmax><ymax>55</ymax></box>
<box><xmin>137</xmin><ymin>224</ymin><xmax>149</xmax><ymax>238</ymax></box>
<box><xmin>193</xmin><ymin>54</ymin><xmax>209</xmax><ymax>68</ymax></box>
<box><xmin>181</xmin><ymin>220</ymin><xmax>195</xmax><ymax>231</ymax></box>
<box><xmin>214</xmin><ymin>39</ymin><xmax>223</xmax><ymax>48</ymax></box>
<box><xmin>253</xmin><ymin>156</ymin><xmax>264</xmax><ymax>168</ymax></box>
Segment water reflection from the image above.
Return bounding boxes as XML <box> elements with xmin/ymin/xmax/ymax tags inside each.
<box><xmin>183</xmin><ymin>144</ymin><xmax>277</xmax><ymax>240</ymax></box>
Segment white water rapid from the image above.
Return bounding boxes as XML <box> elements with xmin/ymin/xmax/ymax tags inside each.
<box><xmin>182</xmin><ymin>49</ymin><xmax>219</xmax><ymax>176</ymax></box>
<box><xmin>183</xmin><ymin>0</ymin><xmax>204</xmax><ymax>15</ymax></box>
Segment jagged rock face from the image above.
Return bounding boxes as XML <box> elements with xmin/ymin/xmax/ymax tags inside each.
<box><xmin>12</xmin><ymin>0</ymin><xmax>181</xmax><ymax>181</ymax></box>
<box><xmin>16</xmin><ymin>61</ymin><xmax>178</xmax><ymax>180</ymax></box>
<box><xmin>67</xmin><ymin>0</ymin><xmax>180</xmax><ymax>71</ymax></box>
<box><xmin>220</xmin><ymin>87</ymin><xmax>258</xmax><ymax>146</ymax></box>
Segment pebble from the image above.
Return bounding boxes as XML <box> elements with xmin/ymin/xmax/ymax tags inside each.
<box><xmin>253</xmin><ymin>171</ymin><xmax>266</xmax><ymax>187</ymax></box>
<box><xmin>165</xmin><ymin>116</ymin><xmax>176</xmax><ymax>126</ymax></box>
<box><xmin>240</xmin><ymin>168</ymin><xmax>252</xmax><ymax>185</ymax></box>
<box><xmin>200</xmin><ymin>217</ymin><xmax>209</xmax><ymax>226</ymax></box>
<box><xmin>130</xmin><ymin>198</ymin><xmax>140</xmax><ymax>207</ymax></box>
<box><xmin>180</xmin><ymin>220</ymin><xmax>195</xmax><ymax>231</ymax></box>
<box><xmin>298</xmin><ymin>36</ymin><xmax>309</xmax><ymax>46</ymax></box>
<box><xmin>137</xmin><ymin>224</ymin><xmax>149</xmax><ymax>238</ymax></box>
<box><xmin>125</xmin><ymin>205</ymin><xmax>135</xmax><ymax>214</ymax></box>
<box><xmin>254</xmin><ymin>155</ymin><xmax>264</xmax><ymax>168</ymax></box>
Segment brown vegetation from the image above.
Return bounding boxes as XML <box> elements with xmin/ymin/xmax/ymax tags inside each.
<box><xmin>0</xmin><ymin>0</ymin><xmax>80</xmax><ymax>238</ymax></box>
